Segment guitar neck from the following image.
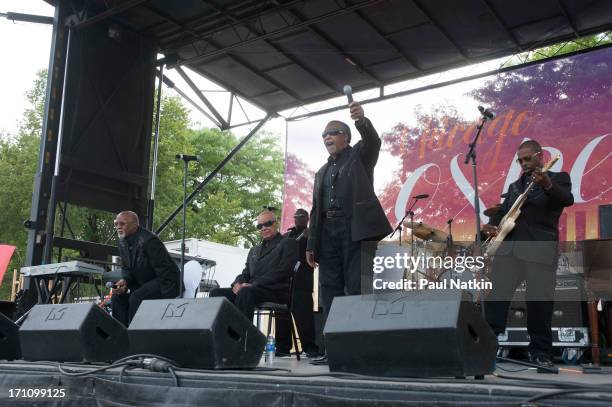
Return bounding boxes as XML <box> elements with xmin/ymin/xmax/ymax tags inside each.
<box><xmin>502</xmin><ymin>179</ymin><xmax>534</xmax><ymax>221</ymax></box>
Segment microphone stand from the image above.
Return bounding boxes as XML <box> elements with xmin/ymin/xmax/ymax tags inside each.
<box><xmin>178</xmin><ymin>156</ymin><xmax>197</xmax><ymax>298</ymax></box>
<box><xmin>446</xmin><ymin>219</ymin><xmax>454</xmax><ymax>256</ymax></box>
<box><xmin>464</xmin><ymin>115</ymin><xmax>492</xmax><ymax>255</ymax></box>
<box><xmin>394</xmin><ymin>198</ymin><xmax>421</xmax><ymax>284</ymax></box>
<box><xmin>390</xmin><ymin>197</ymin><xmax>419</xmax><ymax>247</ymax></box>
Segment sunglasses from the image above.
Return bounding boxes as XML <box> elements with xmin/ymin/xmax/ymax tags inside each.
<box><xmin>256</xmin><ymin>220</ymin><xmax>275</xmax><ymax>229</ymax></box>
<box><xmin>294</xmin><ymin>213</ymin><xmax>306</xmax><ymax>218</ymax></box>
<box><xmin>516</xmin><ymin>151</ymin><xmax>541</xmax><ymax>164</ymax></box>
<box><xmin>321</xmin><ymin>129</ymin><xmax>346</xmax><ymax>138</ymax></box>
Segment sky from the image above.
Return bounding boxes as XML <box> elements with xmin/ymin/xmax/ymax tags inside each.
<box><xmin>0</xmin><ymin>0</ymin><xmax>54</xmax><ymax>138</ymax></box>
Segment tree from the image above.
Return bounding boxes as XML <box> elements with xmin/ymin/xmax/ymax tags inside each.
<box><xmin>0</xmin><ymin>71</ymin><xmax>285</xmax><ymax>300</ymax></box>
<box><xmin>0</xmin><ymin>70</ymin><xmax>47</xmax><ymax>300</ymax></box>
<box><xmin>153</xmin><ymin>127</ymin><xmax>285</xmax><ymax>247</ymax></box>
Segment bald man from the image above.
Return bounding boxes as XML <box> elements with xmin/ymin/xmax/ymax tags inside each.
<box><xmin>209</xmin><ymin>211</ymin><xmax>298</xmax><ymax>324</ymax></box>
<box><xmin>111</xmin><ymin>211</ymin><xmax>181</xmax><ymax>326</ymax></box>
<box><xmin>482</xmin><ymin>140</ymin><xmax>574</xmax><ymax>369</ymax></box>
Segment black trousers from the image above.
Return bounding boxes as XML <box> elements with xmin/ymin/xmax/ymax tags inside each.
<box><xmin>209</xmin><ymin>286</ymin><xmax>289</xmax><ymax>323</ymax></box>
<box><xmin>484</xmin><ymin>254</ymin><xmax>556</xmax><ymax>357</ymax></box>
<box><xmin>318</xmin><ymin>217</ymin><xmax>375</xmax><ymax>321</ymax></box>
<box><xmin>112</xmin><ymin>279</ymin><xmax>167</xmax><ymax>327</ymax></box>
<box><xmin>276</xmin><ymin>289</ymin><xmax>318</xmax><ymax>354</ymax></box>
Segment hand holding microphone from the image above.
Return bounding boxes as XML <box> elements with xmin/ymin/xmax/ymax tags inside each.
<box><xmin>343</xmin><ymin>85</ymin><xmax>364</xmax><ymax>121</ymax></box>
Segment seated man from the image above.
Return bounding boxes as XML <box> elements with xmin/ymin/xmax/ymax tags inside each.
<box><xmin>210</xmin><ymin>210</ymin><xmax>298</xmax><ymax>324</ymax></box>
<box><xmin>111</xmin><ymin>211</ymin><xmax>181</xmax><ymax>326</ymax></box>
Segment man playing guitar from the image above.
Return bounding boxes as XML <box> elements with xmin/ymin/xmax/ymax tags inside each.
<box><xmin>482</xmin><ymin>140</ymin><xmax>574</xmax><ymax>370</ymax></box>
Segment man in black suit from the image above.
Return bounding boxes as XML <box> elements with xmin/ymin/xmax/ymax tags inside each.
<box><xmin>209</xmin><ymin>210</ymin><xmax>298</xmax><ymax>322</ymax></box>
<box><xmin>276</xmin><ymin>208</ymin><xmax>320</xmax><ymax>357</ymax></box>
<box><xmin>483</xmin><ymin>140</ymin><xmax>574</xmax><ymax>369</ymax></box>
<box><xmin>111</xmin><ymin>211</ymin><xmax>181</xmax><ymax>326</ymax></box>
<box><xmin>306</xmin><ymin>101</ymin><xmax>392</xmax><ymax>360</ymax></box>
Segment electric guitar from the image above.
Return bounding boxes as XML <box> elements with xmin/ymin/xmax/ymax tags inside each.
<box><xmin>484</xmin><ymin>154</ymin><xmax>560</xmax><ymax>257</ymax></box>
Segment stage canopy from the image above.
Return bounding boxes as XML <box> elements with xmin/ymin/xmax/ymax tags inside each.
<box><xmin>48</xmin><ymin>0</ymin><xmax>612</xmax><ymax>116</ymax></box>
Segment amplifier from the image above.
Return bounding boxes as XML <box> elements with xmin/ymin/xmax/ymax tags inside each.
<box><xmin>506</xmin><ymin>275</ymin><xmax>587</xmax><ymax>328</ymax></box>
<box><xmin>582</xmin><ymin>238</ymin><xmax>612</xmax><ymax>299</ymax></box>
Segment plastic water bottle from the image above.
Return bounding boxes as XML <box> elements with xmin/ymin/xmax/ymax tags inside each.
<box><xmin>265</xmin><ymin>334</ymin><xmax>275</xmax><ymax>366</ymax></box>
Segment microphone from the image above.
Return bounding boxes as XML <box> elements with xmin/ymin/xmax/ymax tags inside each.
<box><xmin>413</xmin><ymin>194</ymin><xmax>429</xmax><ymax>200</ymax></box>
<box><xmin>175</xmin><ymin>154</ymin><xmax>201</xmax><ymax>162</ymax></box>
<box><xmin>478</xmin><ymin>105</ymin><xmax>496</xmax><ymax>120</ymax></box>
<box><xmin>343</xmin><ymin>84</ymin><xmax>353</xmax><ymax>104</ymax></box>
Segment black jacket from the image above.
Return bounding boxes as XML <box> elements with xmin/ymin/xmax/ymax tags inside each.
<box><xmin>233</xmin><ymin>233</ymin><xmax>298</xmax><ymax>292</ymax></box>
<box><xmin>307</xmin><ymin>117</ymin><xmax>392</xmax><ymax>260</ymax></box>
<box><xmin>284</xmin><ymin>226</ymin><xmax>313</xmax><ymax>292</ymax></box>
<box><xmin>490</xmin><ymin>171</ymin><xmax>574</xmax><ymax>264</ymax></box>
<box><xmin>119</xmin><ymin>227</ymin><xmax>180</xmax><ymax>297</ymax></box>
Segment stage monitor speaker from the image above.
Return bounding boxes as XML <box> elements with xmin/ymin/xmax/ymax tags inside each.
<box><xmin>128</xmin><ymin>298</ymin><xmax>266</xmax><ymax>369</ymax></box>
<box><xmin>324</xmin><ymin>290</ymin><xmax>496</xmax><ymax>378</ymax></box>
<box><xmin>0</xmin><ymin>313</ymin><xmax>21</xmax><ymax>361</ymax></box>
<box><xmin>19</xmin><ymin>303</ymin><xmax>128</xmax><ymax>363</ymax></box>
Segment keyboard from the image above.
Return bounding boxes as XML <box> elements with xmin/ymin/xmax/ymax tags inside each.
<box><xmin>20</xmin><ymin>261</ymin><xmax>105</xmax><ymax>278</ymax></box>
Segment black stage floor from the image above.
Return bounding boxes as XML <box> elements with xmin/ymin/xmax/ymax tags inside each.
<box><xmin>1</xmin><ymin>357</ymin><xmax>612</xmax><ymax>406</ymax></box>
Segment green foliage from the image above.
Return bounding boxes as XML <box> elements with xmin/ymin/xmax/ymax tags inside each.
<box><xmin>0</xmin><ymin>70</ymin><xmax>47</xmax><ymax>300</ymax></box>
<box><xmin>0</xmin><ymin>70</ymin><xmax>284</xmax><ymax>299</ymax></box>
<box><xmin>502</xmin><ymin>32</ymin><xmax>612</xmax><ymax>67</ymax></box>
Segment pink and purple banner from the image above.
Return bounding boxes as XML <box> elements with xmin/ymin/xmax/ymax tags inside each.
<box><xmin>282</xmin><ymin>47</ymin><xmax>612</xmax><ymax>242</ymax></box>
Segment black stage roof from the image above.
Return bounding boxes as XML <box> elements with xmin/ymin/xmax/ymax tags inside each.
<box><xmin>47</xmin><ymin>0</ymin><xmax>612</xmax><ymax>115</ymax></box>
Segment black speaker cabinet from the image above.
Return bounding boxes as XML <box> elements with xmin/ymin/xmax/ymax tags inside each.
<box><xmin>0</xmin><ymin>312</ymin><xmax>21</xmax><ymax>361</ymax></box>
<box><xmin>324</xmin><ymin>290</ymin><xmax>497</xmax><ymax>378</ymax></box>
<box><xmin>600</xmin><ymin>204</ymin><xmax>612</xmax><ymax>238</ymax></box>
<box><xmin>582</xmin><ymin>238</ymin><xmax>612</xmax><ymax>300</ymax></box>
<box><xmin>128</xmin><ymin>298</ymin><xmax>266</xmax><ymax>369</ymax></box>
<box><xmin>19</xmin><ymin>303</ymin><xmax>128</xmax><ymax>363</ymax></box>
<box><xmin>506</xmin><ymin>275</ymin><xmax>588</xmax><ymax>328</ymax></box>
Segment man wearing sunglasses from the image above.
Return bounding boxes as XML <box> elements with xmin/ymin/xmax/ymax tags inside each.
<box><xmin>209</xmin><ymin>210</ymin><xmax>298</xmax><ymax>324</ymax></box>
<box><xmin>111</xmin><ymin>211</ymin><xmax>181</xmax><ymax>326</ymax></box>
<box><xmin>482</xmin><ymin>140</ymin><xmax>574</xmax><ymax>370</ymax></box>
<box><xmin>306</xmin><ymin>101</ymin><xmax>392</xmax><ymax>363</ymax></box>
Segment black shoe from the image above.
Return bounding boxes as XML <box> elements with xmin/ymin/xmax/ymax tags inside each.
<box><xmin>303</xmin><ymin>345</ymin><xmax>321</xmax><ymax>359</ymax></box>
<box><xmin>529</xmin><ymin>354</ymin><xmax>558</xmax><ymax>373</ymax></box>
<box><xmin>305</xmin><ymin>350</ymin><xmax>322</xmax><ymax>359</ymax></box>
<box><xmin>309</xmin><ymin>354</ymin><xmax>328</xmax><ymax>365</ymax></box>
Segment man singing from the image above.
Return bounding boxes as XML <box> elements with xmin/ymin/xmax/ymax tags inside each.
<box><xmin>111</xmin><ymin>211</ymin><xmax>181</xmax><ymax>326</ymax></box>
<box><xmin>306</xmin><ymin>101</ymin><xmax>392</xmax><ymax>363</ymax></box>
<box><xmin>483</xmin><ymin>140</ymin><xmax>574</xmax><ymax>369</ymax></box>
